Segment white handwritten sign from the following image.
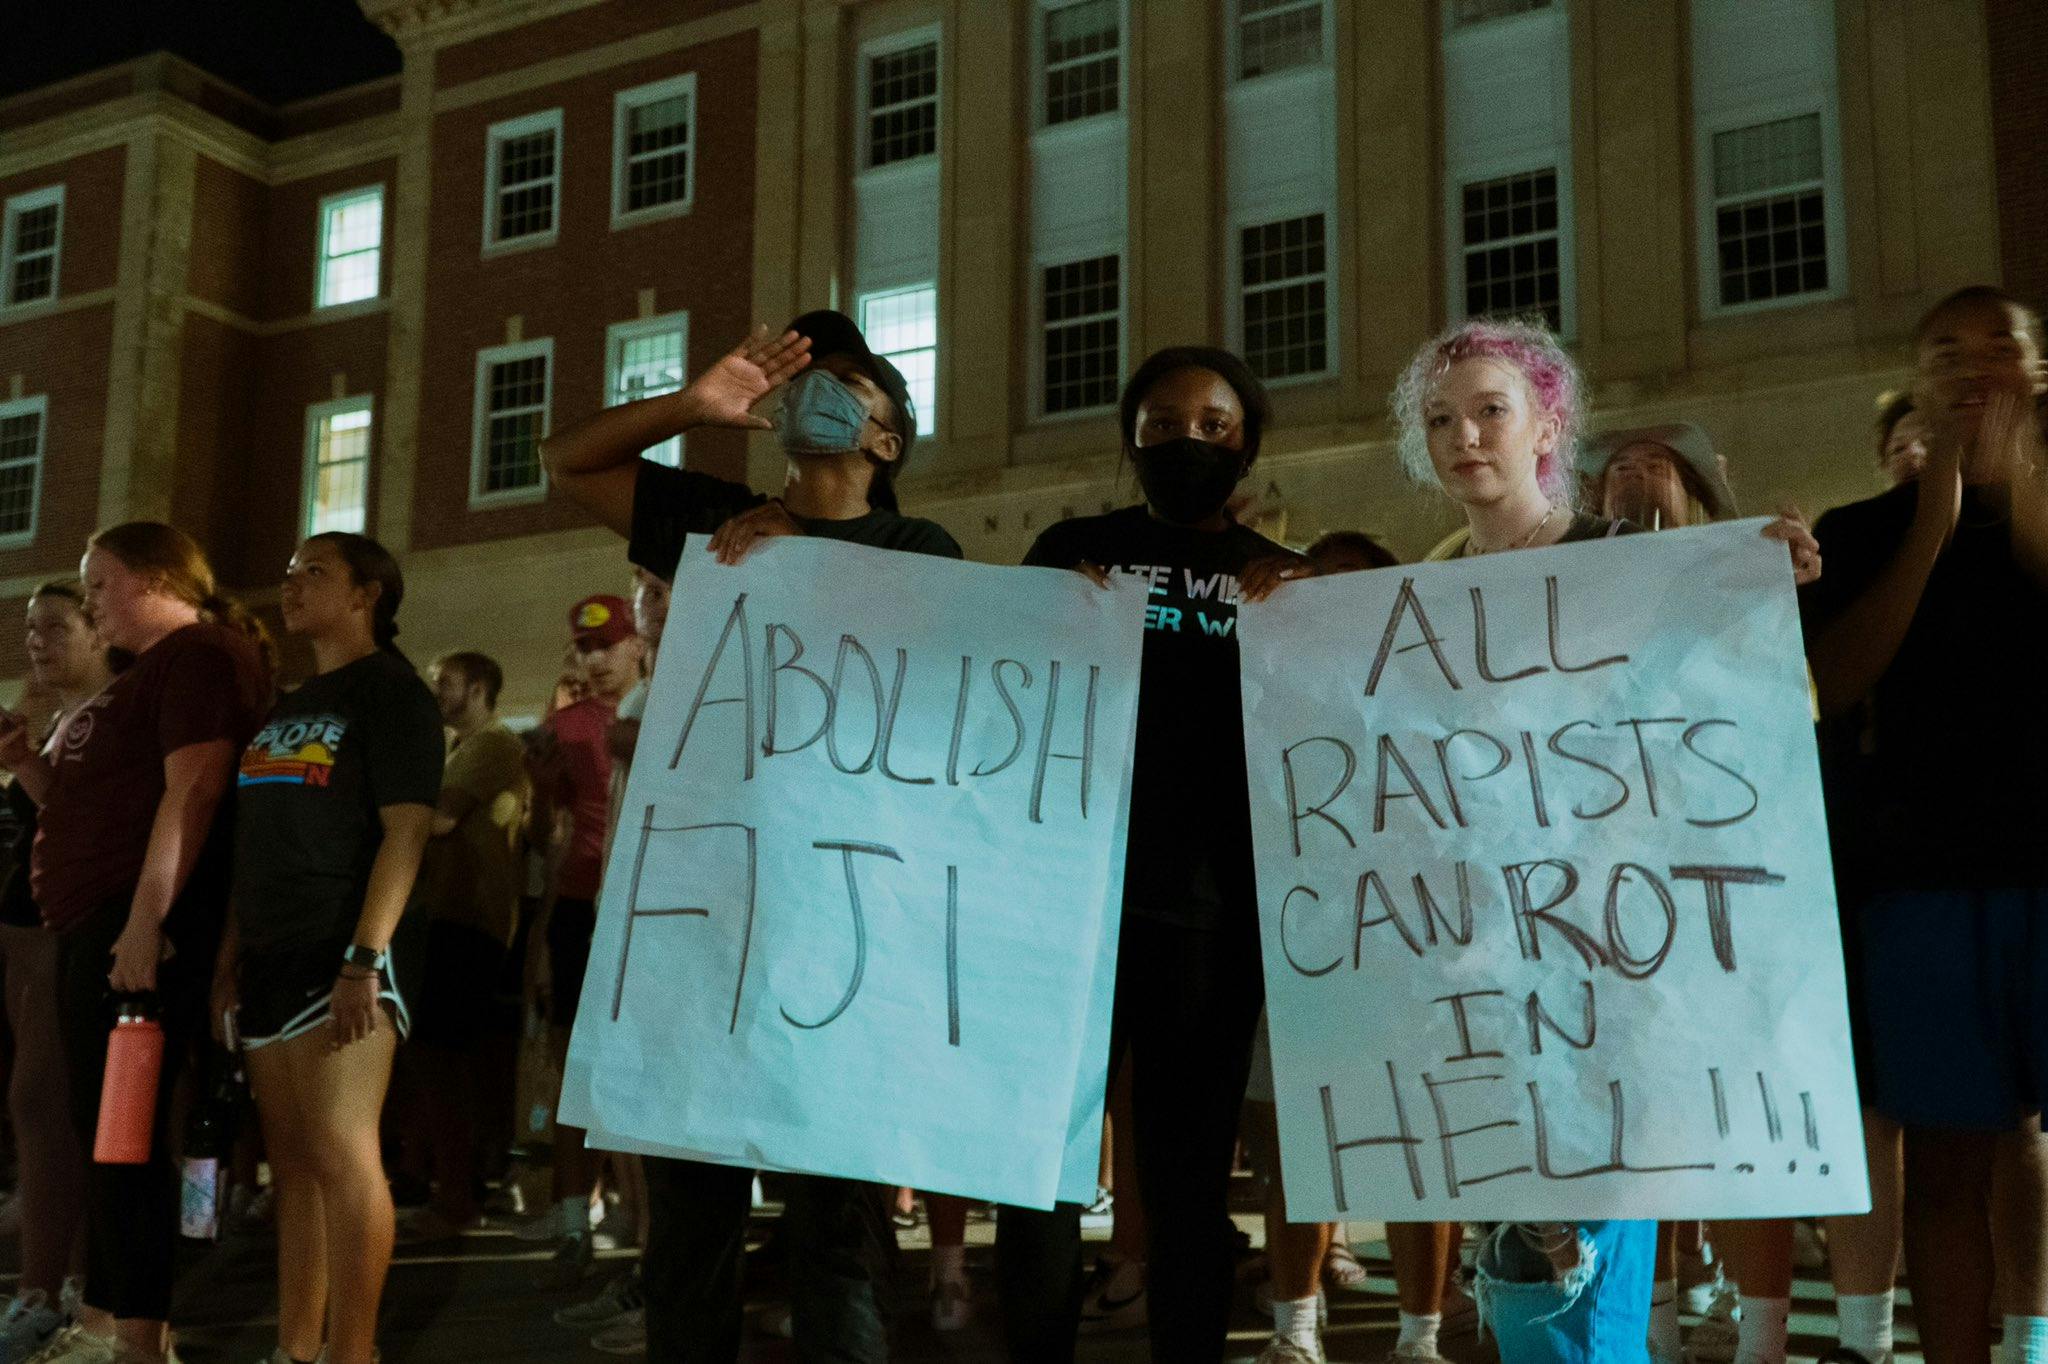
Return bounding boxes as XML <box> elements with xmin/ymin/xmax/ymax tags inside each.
<box><xmin>558</xmin><ymin>536</ymin><xmax>1144</xmax><ymax>1209</ymax></box>
<box><xmin>1239</xmin><ymin>521</ymin><xmax>1869</xmax><ymax>1221</ymax></box>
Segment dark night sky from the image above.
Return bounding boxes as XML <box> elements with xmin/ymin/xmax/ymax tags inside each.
<box><xmin>3</xmin><ymin>1</ymin><xmax>402</xmax><ymax>105</ymax></box>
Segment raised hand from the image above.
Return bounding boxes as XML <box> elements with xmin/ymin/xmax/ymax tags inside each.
<box><xmin>1239</xmin><ymin>551</ymin><xmax>1318</xmax><ymax>603</ymax></box>
<box><xmin>1989</xmin><ymin>389</ymin><xmax>2048</xmax><ymax>585</ymax></box>
<box><xmin>680</xmin><ymin>326</ymin><xmax>813</xmax><ymax>430</ymax></box>
<box><xmin>1760</xmin><ymin>504</ymin><xmax>1823</xmax><ymax>586</ymax></box>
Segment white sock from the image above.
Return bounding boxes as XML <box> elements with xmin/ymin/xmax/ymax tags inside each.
<box><xmin>2004</xmin><ymin>1315</ymin><xmax>2048</xmax><ymax>1364</ymax></box>
<box><xmin>931</xmin><ymin>1244</ymin><xmax>965</xmax><ymax>1284</ymax></box>
<box><xmin>1397</xmin><ymin>1310</ymin><xmax>1442</xmax><ymax>1357</ymax></box>
<box><xmin>1835</xmin><ymin>1289</ymin><xmax>1894</xmax><ymax>1362</ymax></box>
<box><xmin>1648</xmin><ymin>1280</ymin><xmax>1681</xmax><ymax>1364</ymax></box>
<box><xmin>558</xmin><ymin>1196</ymin><xmax>587</xmax><ymax>1236</ymax></box>
<box><xmin>1733</xmin><ymin>1295</ymin><xmax>1789</xmax><ymax>1364</ymax></box>
<box><xmin>1274</xmin><ymin>1295</ymin><xmax>1320</xmax><ymax>1351</ymax></box>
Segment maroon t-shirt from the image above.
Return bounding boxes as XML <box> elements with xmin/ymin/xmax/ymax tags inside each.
<box><xmin>544</xmin><ymin>696</ymin><xmax>617</xmax><ymax>902</ymax></box>
<box><xmin>33</xmin><ymin>623</ymin><xmax>270</xmax><ymax>935</ymax></box>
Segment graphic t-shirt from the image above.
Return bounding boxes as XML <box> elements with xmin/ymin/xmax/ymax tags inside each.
<box><xmin>627</xmin><ymin>460</ymin><xmax>960</xmax><ymax>582</ymax></box>
<box><xmin>1024</xmin><ymin>504</ymin><xmax>1286</xmax><ymax>931</ymax></box>
<box><xmin>1802</xmin><ymin>482</ymin><xmax>2048</xmax><ymax>896</ymax></box>
<box><xmin>34</xmin><ymin>624</ymin><xmax>270</xmax><ymax>939</ymax></box>
<box><xmin>232</xmin><ymin>651</ymin><xmax>445</xmax><ymax>952</ymax></box>
<box><xmin>543</xmin><ymin>697</ymin><xmax>616</xmax><ymax>903</ymax></box>
<box><xmin>417</xmin><ymin>721</ymin><xmax>530</xmax><ymax>946</ymax></box>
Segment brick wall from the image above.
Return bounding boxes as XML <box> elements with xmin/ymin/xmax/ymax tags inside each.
<box><xmin>188</xmin><ymin>157</ymin><xmax>269</xmax><ymax>319</ymax></box>
<box><xmin>1988</xmin><ymin>0</ymin><xmax>2048</xmax><ymax>311</ymax></box>
<box><xmin>411</xmin><ymin>28</ymin><xmax>759</xmax><ymax>553</ymax></box>
<box><xmin>261</xmin><ymin>160</ymin><xmax>398</xmax><ymax>323</ymax></box>
<box><xmin>434</xmin><ymin>0</ymin><xmax>755</xmax><ymax>89</ymax></box>
<box><xmin>0</xmin><ymin>146</ymin><xmax>126</xmax><ymax>297</ymax></box>
<box><xmin>0</xmin><ymin>306</ymin><xmax>118</xmax><ymax>583</ymax></box>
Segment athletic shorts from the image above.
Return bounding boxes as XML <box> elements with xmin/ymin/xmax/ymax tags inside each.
<box><xmin>1859</xmin><ymin>887</ymin><xmax>2048</xmax><ymax>1130</ymax></box>
<box><xmin>240</xmin><ymin>937</ymin><xmax>412</xmax><ymax>1050</ymax></box>
<box><xmin>546</xmin><ymin>896</ymin><xmax>598</xmax><ymax>1028</ymax></box>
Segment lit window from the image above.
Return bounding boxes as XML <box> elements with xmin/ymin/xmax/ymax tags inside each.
<box><xmin>1043</xmin><ymin>256</ymin><xmax>1120</xmax><ymax>415</ymax></box>
<box><xmin>0</xmin><ymin>396</ymin><xmax>46</xmax><ymax>543</ymax></box>
<box><xmin>607</xmin><ymin>314</ymin><xmax>690</xmax><ymax>467</ymax></box>
<box><xmin>1240</xmin><ymin>213</ymin><xmax>1329</xmax><ymax>380</ymax></box>
<box><xmin>316</xmin><ymin>187</ymin><xmax>383</xmax><ymax>307</ymax></box>
<box><xmin>858</xmin><ymin>286</ymin><xmax>938</xmax><ymax>437</ymax></box>
<box><xmin>486</xmin><ymin>111</ymin><xmax>563</xmax><ymax>248</ymax></box>
<box><xmin>472</xmin><ymin>341</ymin><xmax>553</xmax><ymax>501</ymax></box>
<box><xmin>1044</xmin><ymin>1</ymin><xmax>1120</xmax><ymax>126</ymax></box>
<box><xmin>1238</xmin><ymin>0</ymin><xmax>1324</xmax><ymax>79</ymax></box>
<box><xmin>1460</xmin><ymin>168</ymin><xmax>1562</xmax><ymax>331</ymax></box>
<box><xmin>866</xmin><ymin>41</ymin><xmax>939</xmax><ymax>169</ymax></box>
<box><xmin>2</xmin><ymin>187</ymin><xmax>63</xmax><ymax>308</ymax></box>
<box><xmin>1452</xmin><ymin>0</ymin><xmax>1552</xmax><ymax>24</ymax></box>
<box><xmin>614</xmin><ymin>76</ymin><xmax>695</xmax><ymax>221</ymax></box>
<box><xmin>1711</xmin><ymin>114</ymin><xmax>1830</xmax><ymax>307</ymax></box>
<box><xmin>303</xmin><ymin>398</ymin><xmax>373</xmax><ymax>535</ymax></box>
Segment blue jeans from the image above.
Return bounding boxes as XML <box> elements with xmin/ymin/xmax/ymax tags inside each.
<box><xmin>1475</xmin><ymin>1219</ymin><xmax>1654</xmax><ymax>1364</ymax></box>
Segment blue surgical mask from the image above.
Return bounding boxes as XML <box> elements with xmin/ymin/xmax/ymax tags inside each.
<box><xmin>776</xmin><ymin>370</ymin><xmax>871</xmax><ymax>456</ymax></box>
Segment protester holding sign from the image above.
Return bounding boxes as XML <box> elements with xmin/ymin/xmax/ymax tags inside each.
<box><xmin>216</xmin><ymin>533</ymin><xmax>442</xmax><ymax>1364</ymax></box>
<box><xmin>542</xmin><ymin>309</ymin><xmax>960</xmax><ymax>1364</ymax></box>
<box><xmin>995</xmin><ymin>345</ymin><xmax>1301</xmax><ymax>1363</ymax></box>
<box><xmin>1803</xmin><ymin>285</ymin><xmax>2048</xmax><ymax>1364</ymax></box>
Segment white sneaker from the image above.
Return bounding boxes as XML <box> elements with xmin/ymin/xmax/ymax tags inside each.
<box><xmin>1251</xmin><ymin>1282</ymin><xmax>1327</xmax><ymax>1327</ymax></box>
<box><xmin>0</xmin><ymin>1293</ymin><xmax>65</xmax><ymax>1364</ymax></box>
<box><xmin>1079</xmin><ymin>1187</ymin><xmax>1114</xmax><ymax>1230</ymax></box>
<box><xmin>1077</xmin><ymin>1255</ymin><xmax>1146</xmax><ymax>1334</ymax></box>
<box><xmin>1255</xmin><ymin>1339</ymin><xmax>1324</xmax><ymax>1364</ymax></box>
<box><xmin>23</xmin><ymin>1327</ymin><xmax>114</xmax><ymax>1364</ymax></box>
<box><xmin>589</xmin><ymin>1310</ymin><xmax>645</xmax><ymax>1355</ymax></box>
<box><xmin>930</xmin><ymin>1277</ymin><xmax>972</xmax><ymax>1333</ymax></box>
<box><xmin>1683</xmin><ymin>1287</ymin><xmax>1741</xmax><ymax>1364</ymax></box>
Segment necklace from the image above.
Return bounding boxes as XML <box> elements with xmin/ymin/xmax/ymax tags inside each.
<box><xmin>1466</xmin><ymin>503</ymin><xmax>1559</xmax><ymax>556</ymax></box>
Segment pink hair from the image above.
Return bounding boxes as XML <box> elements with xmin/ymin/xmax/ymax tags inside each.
<box><xmin>1391</xmin><ymin>317</ymin><xmax>1585</xmax><ymax>506</ymax></box>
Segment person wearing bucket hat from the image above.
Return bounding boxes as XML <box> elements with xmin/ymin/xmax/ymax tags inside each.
<box><xmin>539</xmin><ymin>318</ymin><xmax>959</xmax><ymax>1363</ymax></box>
<box><xmin>1578</xmin><ymin>422</ymin><xmax>1738</xmax><ymax>529</ymax></box>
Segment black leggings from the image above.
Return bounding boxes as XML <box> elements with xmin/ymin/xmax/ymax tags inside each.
<box><xmin>56</xmin><ymin>898</ymin><xmax>206</xmax><ymax>1322</ymax></box>
<box><xmin>996</xmin><ymin>911</ymin><xmax>1265</xmax><ymax>1362</ymax></box>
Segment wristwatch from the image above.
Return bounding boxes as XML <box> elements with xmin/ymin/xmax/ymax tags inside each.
<box><xmin>340</xmin><ymin>944</ymin><xmax>388</xmax><ymax>973</ymax></box>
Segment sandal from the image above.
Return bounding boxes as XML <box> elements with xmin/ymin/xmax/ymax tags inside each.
<box><xmin>1323</xmin><ymin>1238</ymin><xmax>1370</xmax><ymax>1292</ymax></box>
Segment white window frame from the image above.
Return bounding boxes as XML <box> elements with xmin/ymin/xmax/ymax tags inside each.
<box><xmin>1037</xmin><ymin>0</ymin><xmax>1125</xmax><ymax>130</ymax></box>
<box><xmin>313</xmin><ymin>185</ymin><xmax>384</xmax><ymax>310</ymax></box>
<box><xmin>1694</xmin><ymin>98</ymin><xmax>1847</xmax><ymax>319</ymax></box>
<box><xmin>1447</xmin><ymin>159</ymin><xmax>1576</xmax><ymax>339</ymax></box>
<box><xmin>1448</xmin><ymin>0</ymin><xmax>1555</xmax><ymax>26</ymax></box>
<box><xmin>1228</xmin><ymin>203</ymin><xmax>1338</xmax><ymax>387</ymax></box>
<box><xmin>470</xmin><ymin>338</ymin><xmax>554</xmax><ymax>507</ymax></box>
<box><xmin>0</xmin><ymin>394</ymin><xmax>47</xmax><ymax>548</ymax></box>
<box><xmin>856</xmin><ymin>282</ymin><xmax>939</xmax><ymax>437</ymax></box>
<box><xmin>301</xmin><ymin>396</ymin><xmax>375</xmax><ymax>537</ymax></box>
<box><xmin>1</xmin><ymin>186</ymin><xmax>65</xmax><ymax>311</ymax></box>
<box><xmin>482</xmin><ymin>109</ymin><xmax>564</xmax><ymax>254</ymax></box>
<box><xmin>1033</xmin><ymin>249</ymin><xmax>1125</xmax><ymax>422</ymax></box>
<box><xmin>1229</xmin><ymin>0</ymin><xmax>1332</xmax><ymax>84</ymax></box>
<box><xmin>605</xmin><ymin>312</ymin><xmax>692</xmax><ymax>467</ymax></box>
<box><xmin>857</xmin><ymin>27</ymin><xmax>943</xmax><ymax>174</ymax></box>
<box><xmin>612</xmin><ymin>74</ymin><xmax>697</xmax><ymax>228</ymax></box>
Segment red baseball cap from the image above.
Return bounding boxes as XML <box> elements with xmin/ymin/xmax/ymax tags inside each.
<box><xmin>569</xmin><ymin>594</ymin><xmax>635</xmax><ymax>650</ymax></box>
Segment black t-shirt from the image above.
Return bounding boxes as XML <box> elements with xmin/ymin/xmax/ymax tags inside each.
<box><xmin>1801</xmin><ymin>482</ymin><xmax>2048</xmax><ymax>897</ymax></box>
<box><xmin>627</xmin><ymin>461</ymin><xmax>961</xmax><ymax>580</ymax></box>
<box><xmin>231</xmin><ymin>651</ymin><xmax>446</xmax><ymax>952</ymax></box>
<box><xmin>1024</xmin><ymin>504</ymin><xmax>1286</xmax><ymax>932</ymax></box>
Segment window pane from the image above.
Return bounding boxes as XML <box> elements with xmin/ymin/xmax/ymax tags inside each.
<box><xmin>1240</xmin><ymin>0</ymin><xmax>1323</xmax><ymax>79</ymax></box>
<box><xmin>625</xmin><ymin>92</ymin><xmax>693</xmax><ymax>212</ymax></box>
<box><xmin>859</xmin><ymin>287</ymin><xmax>938</xmax><ymax>436</ymax></box>
<box><xmin>8</xmin><ymin>255</ymin><xmax>54</xmax><ymax>305</ymax></box>
<box><xmin>1452</xmin><ymin>0</ymin><xmax>1550</xmax><ymax>24</ymax></box>
<box><xmin>493</xmin><ymin>127</ymin><xmax>558</xmax><ymax>241</ymax></box>
<box><xmin>481</xmin><ymin>355</ymin><xmax>548</xmax><ymax>493</ymax></box>
<box><xmin>324</xmin><ymin>195</ymin><xmax>382</xmax><ymax>256</ymax></box>
<box><xmin>14</xmin><ymin>205</ymin><xmax>59</xmax><ymax>255</ymax></box>
<box><xmin>1045</xmin><ymin>1</ymin><xmax>1120</xmax><ymax>125</ymax></box>
<box><xmin>1713</xmin><ymin>114</ymin><xmax>1823</xmax><ymax>199</ymax></box>
<box><xmin>0</xmin><ymin>410</ymin><xmax>43</xmax><ymax>537</ymax></box>
<box><xmin>1715</xmin><ymin>186</ymin><xmax>1828</xmax><ymax>306</ymax></box>
<box><xmin>1240</xmin><ymin>215</ymin><xmax>1329</xmax><ymax>379</ymax></box>
<box><xmin>867</xmin><ymin>43</ymin><xmax>940</xmax><ymax>167</ymax></box>
<box><xmin>1459</xmin><ymin>168</ymin><xmax>1563</xmax><ymax>331</ymax></box>
<box><xmin>1044</xmin><ymin>256</ymin><xmax>1120</xmax><ymax>414</ymax></box>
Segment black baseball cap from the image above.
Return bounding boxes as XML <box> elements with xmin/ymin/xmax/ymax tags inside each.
<box><xmin>787</xmin><ymin>309</ymin><xmax>917</xmax><ymax>461</ymax></box>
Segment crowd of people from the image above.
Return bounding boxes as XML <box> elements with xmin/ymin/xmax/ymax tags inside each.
<box><xmin>0</xmin><ymin>282</ymin><xmax>2039</xmax><ymax>1364</ymax></box>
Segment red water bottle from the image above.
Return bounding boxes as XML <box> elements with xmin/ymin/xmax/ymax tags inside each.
<box><xmin>94</xmin><ymin>1002</ymin><xmax>163</xmax><ymax>1165</ymax></box>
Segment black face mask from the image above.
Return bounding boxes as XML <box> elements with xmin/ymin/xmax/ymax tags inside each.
<box><xmin>1131</xmin><ymin>437</ymin><xmax>1248</xmax><ymax>525</ymax></box>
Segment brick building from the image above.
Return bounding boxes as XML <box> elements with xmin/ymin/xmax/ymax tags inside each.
<box><xmin>0</xmin><ymin>0</ymin><xmax>2034</xmax><ymax>710</ymax></box>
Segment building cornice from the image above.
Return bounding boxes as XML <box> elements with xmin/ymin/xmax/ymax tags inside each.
<box><xmin>356</xmin><ymin>0</ymin><xmax>609</xmax><ymax>46</ymax></box>
<box><xmin>0</xmin><ymin>91</ymin><xmax>401</xmax><ymax>186</ymax></box>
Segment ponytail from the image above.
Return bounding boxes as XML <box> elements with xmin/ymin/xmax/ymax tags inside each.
<box><xmin>200</xmin><ymin>592</ymin><xmax>279</xmax><ymax>681</ymax></box>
